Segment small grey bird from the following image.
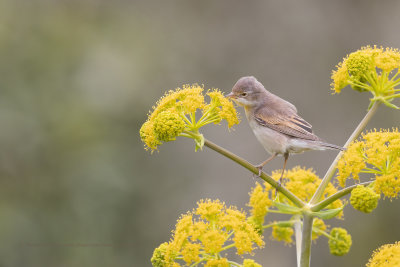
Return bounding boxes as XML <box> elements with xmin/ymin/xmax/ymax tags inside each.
<box><xmin>226</xmin><ymin>76</ymin><xmax>344</xmax><ymax>183</ymax></box>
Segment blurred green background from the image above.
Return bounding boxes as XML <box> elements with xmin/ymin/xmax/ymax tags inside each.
<box><xmin>1</xmin><ymin>1</ymin><xmax>399</xmax><ymax>266</ymax></box>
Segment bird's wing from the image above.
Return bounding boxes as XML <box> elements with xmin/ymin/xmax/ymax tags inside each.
<box><xmin>253</xmin><ymin>106</ymin><xmax>320</xmax><ymax>141</ymax></box>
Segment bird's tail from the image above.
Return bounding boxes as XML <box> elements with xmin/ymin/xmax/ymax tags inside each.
<box><xmin>316</xmin><ymin>141</ymin><xmax>345</xmax><ymax>151</ymax></box>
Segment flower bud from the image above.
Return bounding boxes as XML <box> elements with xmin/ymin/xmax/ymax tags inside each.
<box><xmin>350</xmin><ymin>185</ymin><xmax>380</xmax><ymax>213</ymax></box>
<box><xmin>329</xmin><ymin>227</ymin><xmax>352</xmax><ymax>256</ymax></box>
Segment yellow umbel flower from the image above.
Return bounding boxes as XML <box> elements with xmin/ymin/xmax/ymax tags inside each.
<box><xmin>140</xmin><ymin>120</ymin><xmax>161</xmax><ymax>151</ymax></box>
<box><xmin>150</xmin><ymin>84</ymin><xmax>205</xmax><ymax>121</ymax></box>
<box><xmin>151</xmin><ymin>242</ymin><xmax>169</xmax><ymax>267</ymax></box>
<box><xmin>350</xmin><ymin>185</ymin><xmax>380</xmax><ymax>213</ymax></box>
<box><xmin>207</xmin><ymin>89</ymin><xmax>240</xmax><ymax>128</ymax></box>
<box><xmin>140</xmin><ymin>84</ymin><xmax>239</xmax><ymax>151</ymax></box>
<box><xmin>201</xmin><ymin>229</ymin><xmax>227</xmax><ymax>253</ymax></box>
<box><xmin>151</xmin><ymin>199</ymin><xmax>264</xmax><ymax>266</ymax></box>
<box><xmin>336</xmin><ymin>141</ymin><xmax>365</xmax><ymax>186</ymax></box>
<box><xmin>331</xmin><ymin>61</ymin><xmax>350</xmax><ymax>93</ymax></box>
<box><xmin>176</xmin><ymin>84</ymin><xmax>205</xmax><ymax>113</ymax></box>
<box><xmin>195</xmin><ymin>199</ymin><xmax>224</xmax><ymax>222</ymax></box>
<box><xmin>366</xmin><ymin>241</ymin><xmax>400</xmax><ymax>267</ymax></box>
<box><xmin>272</xmin><ymin>167</ymin><xmax>343</xmax><ymax>215</ymax></box>
<box><xmin>181</xmin><ymin>243</ymin><xmax>200</xmax><ymax>265</ymax></box>
<box><xmin>328</xmin><ymin>227</ymin><xmax>352</xmax><ymax>256</ymax></box>
<box><xmin>248</xmin><ymin>182</ymin><xmax>272</xmax><ymax>227</ymax></box>
<box><xmin>271</xmin><ymin>224</ymin><xmax>294</xmax><ymax>244</ymax></box>
<box><xmin>243</xmin><ymin>259</ymin><xmax>262</xmax><ymax>267</ymax></box>
<box><xmin>331</xmin><ymin>46</ymin><xmax>400</xmax><ymax>109</ymax></box>
<box><xmin>219</xmin><ymin>207</ymin><xmax>264</xmax><ymax>255</ymax></box>
<box><xmin>337</xmin><ymin>129</ymin><xmax>400</xmax><ymax>198</ymax></box>
<box><xmin>346</xmin><ymin>49</ymin><xmax>374</xmax><ymax>88</ymax></box>
<box><xmin>375</xmin><ymin>47</ymin><xmax>400</xmax><ymax>72</ymax></box>
<box><xmin>205</xmin><ymin>258</ymin><xmax>229</xmax><ymax>267</ymax></box>
<box><xmin>219</xmin><ymin>207</ymin><xmax>246</xmax><ymax>231</ymax></box>
<box><xmin>153</xmin><ymin>110</ymin><xmax>186</xmax><ymax>142</ymax></box>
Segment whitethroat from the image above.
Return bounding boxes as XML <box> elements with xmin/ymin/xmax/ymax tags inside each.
<box><xmin>227</xmin><ymin>76</ymin><xmax>344</xmax><ymax>185</ymax></box>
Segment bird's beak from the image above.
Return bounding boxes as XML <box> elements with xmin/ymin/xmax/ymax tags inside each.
<box><xmin>226</xmin><ymin>92</ymin><xmax>236</xmax><ymax>99</ymax></box>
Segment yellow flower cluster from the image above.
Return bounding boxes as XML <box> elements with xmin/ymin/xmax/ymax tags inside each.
<box><xmin>336</xmin><ymin>141</ymin><xmax>365</xmax><ymax>186</ymax></box>
<box><xmin>204</xmin><ymin>258</ymin><xmax>228</xmax><ymax>267</ymax></box>
<box><xmin>366</xmin><ymin>241</ymin><xmax>400</xmax><ymax>267</ymax></box>
<box><xmin>245</xmin><ymin>167</ymin><xmax>339</xmax><ymax>249</ymax></box>
<box><xmin>243</xmin><ymin>259</ymin><xmax>262</xmax><ymax>267</ymax></box>
<box><xmin>153</xmin><ymin>110</ymin><xmax>186</xmax><ymax>142</ymax></box>
<box><xmin>350</xmin><ymin>185</ymin><xmax>380</xmax><ymax>213</ymax></box>
<box><xmin>206</xmin><ymin>90</ymin><xmax>240</xmax><ymax>128</ymax></box>
<box><xmin>140</xmin><ymin>85</ymin><xmax>239</xmax><ymax>151</ymax></box>
<box><xmin>331</xmin><ymin>46</ymin><xmax>400</xmax><ymax>109</ymax></box>
<box><xmin>151</xmin><ymin>199</ymin><xmax>264</xmax><ymax>267</ymax></box>
<box><xmin>271</xmin><ymin>224</ymin><xmax>294</xmax><ymax>244</ymax></box>
<box><xmin>328</xmin><ymin>227</ymin><xmax>352</xmax><ymax>256</ymax></box>
<box><xmin>271</xmin><ymin>167</ymin><xmax>343</xmax><ymax>215</ymax></box>
<box><xmin>247</xmin><ymin>182</ymin><xmax>272</xmax><ymax>230</ymax></box>
<box><xmin>337</xmin><ymin>129</ymin><xmax>400</xmax><ymax>198</ymax></box>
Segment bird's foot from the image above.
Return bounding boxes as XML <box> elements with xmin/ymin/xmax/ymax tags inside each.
<box><xmin>274</xmin><ymin>179</ymin><xmax>282</xmax><ymax>201</ymax></box>
<box><xmin>255</xmin><ymin>164</ymin><xmax>264</xmax><ymax>177</ymax></box>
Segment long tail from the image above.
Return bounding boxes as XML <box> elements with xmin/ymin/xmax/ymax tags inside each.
<box><xmin>316</xmin><ymin>141</ymin><xmax>345</xmax><ymax>151</ymax></box>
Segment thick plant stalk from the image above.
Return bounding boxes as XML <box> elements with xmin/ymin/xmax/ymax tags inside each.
<box><xmin>310</xmin><ymin>102</ymin><xmax>380</xmax><ymax>204</ymax></box>
<box><xmin>294</xmin><ymin>215</ymin><xmax>302</xmax><ymax>267</ymax></box>
<box><xmin>300</xmin><ymin>214</ymin><xmax>314</xmax><ymax>267</ymax></box>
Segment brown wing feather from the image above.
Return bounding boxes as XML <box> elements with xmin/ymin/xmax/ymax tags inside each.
<box><xmin>253</xmin><ymin>103</ymin><xmax>320</xmax><ymax>141</ymax></box>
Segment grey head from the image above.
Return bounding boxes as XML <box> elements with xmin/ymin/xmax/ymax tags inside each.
<box><xmin>227</xmin><ymin>76</ymin><xmax>269</xmax><ymax>107</ymax></box>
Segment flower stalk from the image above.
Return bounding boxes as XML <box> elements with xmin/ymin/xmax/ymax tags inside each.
<box><xmin>310</xmin><ymin>101</ymin><xmax>380</xmax><ymax>205</ymax></box>
<box><xmin>300</xmin><ymin>214</ymin><xmax>314</xmax><ymax>267</ymax></box>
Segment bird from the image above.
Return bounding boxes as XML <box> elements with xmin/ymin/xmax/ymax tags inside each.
<box><xmin>226</xmin><ymin>76</ymin><xmax>344</xmax><ymax>185</ymax></box>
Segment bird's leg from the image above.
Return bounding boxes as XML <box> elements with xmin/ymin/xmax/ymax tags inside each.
<box><xmin>255</xmin><ymin>153</ymin><xmax>278</xmax><ymax>176</ymax></box>
<box><xmin>274</xmin><ymin>152</ymin><xmax>289</xmax><ymax>200</ymax></box>
<box><xmin>278</xmin><ymin>152</ymin><xmax>289</xmax><ymax>186</ymax></box>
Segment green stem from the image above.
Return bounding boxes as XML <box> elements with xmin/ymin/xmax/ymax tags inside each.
<box><xmin>384</xmin><ymin>93</ymin><xmax>400</xmax><ymax>100</ymax></box>
<box><xmin>382</xmin><ymin>79</ymin><xmax>400</xmax><ymax>93</ymax></box>
<box><xmin>390</xmin><ymin>71</ymin><xmax>400</xmax><ymax>82</ymax></box>
<box><xmin>312</xmin><ymin>228</ymin><xmax>331</xmax><ymax>239</ymax></box>
<box><xmin>203</xmin><ymin>139</ymin><xmax>305</xmax><ymax>208</ymax></box>
<box><xmin>379</xmin><ymin>71</ymin><xmax>388</xmax><ymax>93</ymax></box>
<box><xmin>299</xmin><ymin>214</ymin><xmax>313</xmax><ymax>267</ymax></box>
<box><xmin>190</xmin><ymin>112</ymin><xmax>196</xmax><ymax>126</ymax></box>
<box><xmin>262</xmin><ymin>220</ymin><xmax>296</xmax><ymax>229</ymax></box>
<box><xmin>197</xmin><ymin>115</ymin><xmax>220</xmax><ymax>128</ymax></box>
<box><xmin>309</xmin><ymin>101</ymin><xmax>380</xmax><ymax>204</ymax></box>
<box><xmin>221</xmin><ymin>243</ymin><xmax>236</xmax><ymax>251</ymax></box>
<box><xmin>181</xmin><ymin>113</ymin><xmax>194</xmax><ymax>127</ymax></box>
<box><xmin>311</xmin><ymin>181</ymin><xmax>374</xmax><ymax>212</ymax></box>
<box><xmin>365</xmin><ymin>71</ymin><xmax>378</xmax><ymax>89</ymax></box>
<box><xmin>348</xmin><ymin>80</ymin><xmax>372</xmax><ymax>91</ymax></box>
<box><xmin>266</xmin><ymin>208</ymin><xmax>299</xmax><ymax>215</ymax></box>
<box><xmin>227</xmin><ymin>261</ymin><xmax>241</xmax><ymax>267</ymax></box>
<box><xmin>189</xmin><ymin>258</ymin><xmax>206</xmax><ymax>267</ymax></box>
<box><xmin>293</xmin><ymin>215</ymin><xmax>302</xmax><ymax>267</ymax></box>
<box><xmin>183</xmin><ymin>130</ymin><xmax>202</xmax><ymax>139</ymax></box>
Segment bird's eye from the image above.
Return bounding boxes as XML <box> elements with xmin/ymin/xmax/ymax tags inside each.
<box><xmin>241</xmin><ymin>92</ymin><xmax>247</xmax><ymax>97</ymax></box>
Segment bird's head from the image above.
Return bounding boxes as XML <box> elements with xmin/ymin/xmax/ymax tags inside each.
<box><xmin>226</xmin><ymin>76</ymin><xmax>266</xmax><ymax>107</ymax></box>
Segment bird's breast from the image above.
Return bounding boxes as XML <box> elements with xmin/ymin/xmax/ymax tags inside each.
<box><xmin>248</xmin><ymin>119</ymin><xmax>289</xmax><ymax>155</ymax></box>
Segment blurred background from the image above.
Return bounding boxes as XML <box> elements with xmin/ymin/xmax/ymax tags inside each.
<box><xmin>1</xmin><ymin>0</ymin><xmax>400</xmax><ymax>266</ymax></box>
